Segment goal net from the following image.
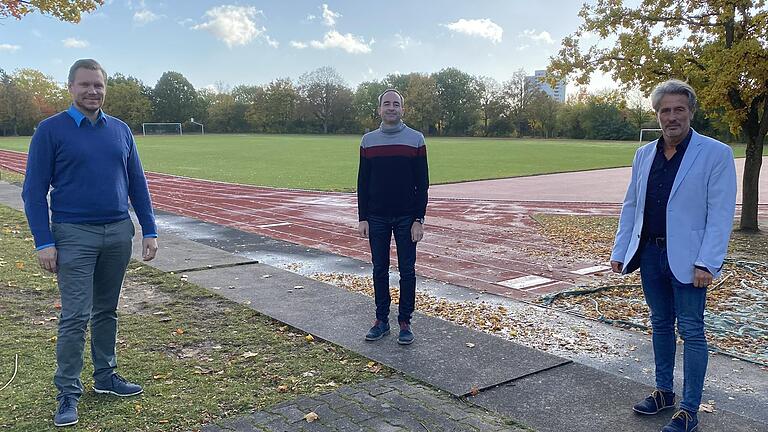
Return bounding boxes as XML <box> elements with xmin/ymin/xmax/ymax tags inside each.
<box><xmin>142</xmin><ymin>122</ymin><xmax>182</xmax><ymax>136</ymax></box>
<box><xmin>639</xmin><ymin>128</ymin><xmax>662</xmax><ymax>144</ymax></box>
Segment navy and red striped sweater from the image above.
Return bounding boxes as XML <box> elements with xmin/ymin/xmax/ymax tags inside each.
<box><xmin>357</xmin><ymin>121</ymin><xmax>429</xmax><ymax>221</ymax></box>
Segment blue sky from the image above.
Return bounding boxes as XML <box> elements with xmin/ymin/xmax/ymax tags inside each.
<box><xmin>0</xmin><ymin>1</ymin><xmax>614</xmax><ymax>92</ymax></box>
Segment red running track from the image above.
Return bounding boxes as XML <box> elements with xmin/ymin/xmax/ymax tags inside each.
<box><xmin>5</xmin><ymin>149</ymin><xmax>760</xmax><ymax>299</ymax></box>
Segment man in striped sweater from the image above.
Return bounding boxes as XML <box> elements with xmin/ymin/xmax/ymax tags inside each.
<box><xmin>357</xmin><ymin>89</ymin><xmax>429</xmax><ymax>345</ymax></box>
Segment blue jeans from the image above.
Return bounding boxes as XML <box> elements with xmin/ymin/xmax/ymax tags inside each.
<box><xmin>639</xmin><ymin>242</ymin><xmax>708</xmax><ymax>413</ymax></box>
<box><xmin>52</xmin><ymin>219</ymin><xmax>134</xmax><ymax>400</ymax></box>
<box><xmin>367</xmin><ymin>215</ymin><xmax>417</xmax><ymax>324</ymax></box>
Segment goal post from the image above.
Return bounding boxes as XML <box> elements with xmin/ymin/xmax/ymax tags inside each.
<box><xmin>639</xmin><ymin>128</ymin><xmax>662</xmax><ymax>144</ymax></box>
<box><xmin>142</xmin><ymin>122</ymin><xmax>183</xmax><ymax>136</ymax></box>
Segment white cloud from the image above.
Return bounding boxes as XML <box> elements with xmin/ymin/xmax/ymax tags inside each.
<box><xmin>306</xmin><ymin>14</ymin><xmax>317</xmax><ymax>22</ymax></box>
<box><xmin>0</xmin><ymin>44</ymin><xmax>21</xmax><ymax>53</ymax></box>
<box><xmin>394</xmin><ymin>33</ymin><xmax>419</xmax><ymax>51</ymax></box>
<box><xmin>193</xmin><ymin>5</ymin><xmax>273</xmax><ymax>48</ymax></box>
<box><xmin>290</xmin><ymin>41</ymin><xmax>308</xmax><ymax>49</ymax></box>
<box><xmin>321</xmin><ymin>4</ymin><xmax>340</xmax><ymax>27</ymax></box>
<box><xmin>62</xmin><ymin>37</ymin><xmax>89</xmax><ymax>48</ymax></box>
<box><xmin>521</xmin><ymin>29</ymin><xmax>554</xmax><ymax>44</ymax></box>
<box><xmin>310</xmin><ymin>30</ymin><xmax>373</xmax><ymax>54</ymax></box>
<box><xmin>265</xmin><ymin>35</ymin><xmax>279</xmax><ymax>48</ymax></box>
<box><xmin>443</xmin><ymin>18</ymin><xmax>503</xmax><ymax>44</ymax></box>
<box><xmin>134</xmin><ymin>9</ymin><xmax>160</xmax><ymax>24</ymax></box>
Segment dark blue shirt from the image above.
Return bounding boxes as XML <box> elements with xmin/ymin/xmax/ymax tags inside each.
<box><xmin>642</xmin><ymin>129</ymin><xmax>692</xmax><ymax>238</ymax></box>
<box><xmin>22</xmin><ymin>105</ymin><xmax>157</xmax><ymax>249</ymax></box>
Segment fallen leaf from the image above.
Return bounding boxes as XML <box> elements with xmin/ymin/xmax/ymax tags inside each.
<box><xmin>699</xmin><ymin>403</ymin><xmax>715</xmax><ymax>413</ymax></box>
<box><xmin>175</xmin><ymin>328</ymin><xmax>184</xmax><ymax>335</ymax></box>
<box><xmin>49</xmin><ymin>336</ymin><xmax>57</xmax><ymax>343</ymax></box>
<box><xmin>469</xmin><ymin>385</ymin><xmax>480</xmax><ymax>396</ymax></box>
<box><xmin>15</xmin><ymin>261</ymin><xmax>24</xmax><ymax>270</ymax></box>
<box><xmin>241</xmin><ymin>351</ymin><xmax>258</xmax><ymax>359</ymax></box>
<box><xmin>305</xmin><ymin>335</ymin><xmax>315</xmax><ymax>342</ymax></box>
<box><xmin>277</xmin><ymin>385</ymin><xmax>289</xmax><ymax>393</ymax></box>
<box><xmin>304</xmin><ymin>412</ymin><xmax>319</xmax><ymax>423</ymax></box>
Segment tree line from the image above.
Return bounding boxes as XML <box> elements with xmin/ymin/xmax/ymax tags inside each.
<box><xmin>0</xmin><ymin>66</ymin><xmax>739</xmax><ymax>142</ymax></box>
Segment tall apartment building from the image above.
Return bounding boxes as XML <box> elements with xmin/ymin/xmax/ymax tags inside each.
<box><xmin>526</xmin><ymin>70</ymin><xmax>566</xmax><ymax>103</ymax></box>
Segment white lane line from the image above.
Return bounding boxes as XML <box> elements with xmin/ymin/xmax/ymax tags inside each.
<box><xmin>256</xmin><ymin>222</ymin><xmax>292</xmax><ymax>228</ymax></box>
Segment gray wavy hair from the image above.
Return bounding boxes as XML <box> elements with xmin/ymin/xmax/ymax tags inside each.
<box><xmin>650</xmin><ymin>79</ymin><xmax>697</xmax><ymax>113</ymax></box>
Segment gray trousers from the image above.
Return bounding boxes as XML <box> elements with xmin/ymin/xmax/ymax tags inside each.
<box><xmin>51</xmin><ymin>218</ymin><xmax>134</xmax><ymax>400</ymax></box>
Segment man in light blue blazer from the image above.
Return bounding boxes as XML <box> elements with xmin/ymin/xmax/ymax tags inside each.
<box><xmin>610</xmin><ymin>80</ymin><xmax>737</xmax><ymax>432</ymax></box>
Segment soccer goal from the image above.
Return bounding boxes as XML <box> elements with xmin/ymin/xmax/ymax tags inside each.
<box><xmin>639</xmin><ymin>128</ymin><xmax>662</xmax><ymax>143</ymax></box>
<box><xmin>142</xmin><ymin>122</ymin><xmax>183</xmax><ymax>136</ymax></box>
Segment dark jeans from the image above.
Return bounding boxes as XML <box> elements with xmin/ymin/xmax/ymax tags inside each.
<box><xmin>368</xmin><ymin>215</ymin><xmax>417</xmax><ymax>324</ymax></box>
<box><xmin>640</xmin><ymin>242</ymin><xmax>708</xmax><ymax>413</ymax></box>
<box><xmin>51</xmin><ymin>218</ymin><xmax>134</xmax><ymax>400</ymax></box>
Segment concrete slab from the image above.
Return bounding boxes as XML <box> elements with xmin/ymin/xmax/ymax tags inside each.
<box><xmin>184</xmin><ymin>263</ymin><xmax>571</xmax><ymax>397</ymax></box>
<box><xmin>472</xmin><ymin>362</ymin><xmax>766</xmax><ymax>432</ymax></box>
<box><xmin>130</xmin><ymin>224</ymin><xmax>256</xmax><ymax>272</ymax></box>
<box><xmin>0</xmin><ymin>181</ymin><xmax>23</xmax><ymax>211</ymax></box>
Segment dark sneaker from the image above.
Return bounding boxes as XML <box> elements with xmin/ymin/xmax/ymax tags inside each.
<box><xmin>53</xmin><ymin>396</ymin><xmax>78</xmax><ymax>427</ymax></box>
<box><xmin>633</xmin><ymin>389</ymin><xmax>676</xmax><ymax>415</ymax></box>
<box><xmin>93</xmin><ymin>373</ymin><xmax>143</xmax><ymax>397</ymax></box>
<box><xmin>365</xmin><ymin>320</ymin><xmax>390</xmax><ymax>341</ymax></box>
<box><xmin>397</xmin><ymin>321</ymin><xmax>414</xmax><ymax>345</ymax></box>
<box><xmin>662</xmin><ymin>409</ymin><xmax>699</xmax><ymax>432</ymax></box>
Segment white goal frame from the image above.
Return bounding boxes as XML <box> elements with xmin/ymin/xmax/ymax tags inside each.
<box><xmin>639</xmin><ymin>128</ymin><xmax>662</xmax><ymax>144</ymax></box>
<box><xmin>142</xmin><ymin>122</ymin><xmax>183</xmax><ymax>136</ymax></box>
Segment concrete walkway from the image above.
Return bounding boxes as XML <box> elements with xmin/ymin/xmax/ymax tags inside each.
<box><xmin>0</xmin><ymin>181</ymin><xmax>765</xmax><ymax>432</ymax></box>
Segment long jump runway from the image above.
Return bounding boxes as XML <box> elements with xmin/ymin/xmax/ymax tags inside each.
<box><xmin>2</xmin><ymin>149</ymin><xmax>764</xmax><ymax>299</ymax></box>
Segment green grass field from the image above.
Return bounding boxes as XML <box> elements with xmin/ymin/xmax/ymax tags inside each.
<box><xmin>0</xmin><ymin>134</ymin><xmax>758</xmax><ymax>191</ymax></box>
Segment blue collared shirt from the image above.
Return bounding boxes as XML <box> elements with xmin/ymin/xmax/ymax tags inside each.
<box><xmin>66</xmin><ymin>104</ymin><xmax>107</xmax><ymax>127</ymax></box>
<box><xmin>642</xmin><ymin>129</ymin><xmax>693</xmax><ymax>239</ymax></box>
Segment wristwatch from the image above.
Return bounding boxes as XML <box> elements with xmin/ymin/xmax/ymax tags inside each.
<box><xmin>414</xmin><ymin>217</ymin><xmax>425</xmax><ymax>225</ymax></box>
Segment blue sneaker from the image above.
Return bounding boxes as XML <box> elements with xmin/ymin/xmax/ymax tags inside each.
<box><xmin>662</xmin><ymin>409</ymin><xmax>699</xmax><ymax>432</ymax></box>
<box><xmin>53</xmin><ymin>396</ymin><xmax>78</xmax><ymax>427</ymax></box>
<box><xmin>93</xmin><ymin>373</ymin><xmax>143</xmax><ymax>397</ymax></box>
<box><xmin>365</xmin><ymin>320</ymin><xmax>390</xmax><ymax>341</ymax></box>
<box><xmin>633</xmin><ymin>389</ymin><xmax>676</xmax><ymax>415</ymax></box>
<box><xmin>397</xmin><ymin>321</ymin><xmax>414</xmax><ymax>345</ymax></box>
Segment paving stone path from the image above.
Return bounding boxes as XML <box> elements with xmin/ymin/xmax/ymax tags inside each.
<box><xmin>202</xmin><ymin>377</ymin><xmax>529</xmax><ymax>432</ymax></box>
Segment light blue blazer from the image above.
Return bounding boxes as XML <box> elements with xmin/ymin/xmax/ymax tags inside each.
<box><xmin>610</xmin><ymin>129</ymin><xmax>737</xmax><ymax>283</ymax></box>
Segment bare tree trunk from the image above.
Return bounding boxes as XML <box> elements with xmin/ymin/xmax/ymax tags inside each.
<box><xmin>739</xmin><ymin>134</ymin><xmax>765</xmax><ymax>231</ymax></box>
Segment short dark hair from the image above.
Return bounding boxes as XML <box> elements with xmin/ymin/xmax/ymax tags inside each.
<box><xmin>650</xmin><ymin>79</ymin><xmax>697</xmax><ymax>113</ymax></box>
<box><xmin>68</xmin><ymin>59</ymin><xmax>107</xmax><ymax>85</ymax></box>
<box><xmin>378</xmin><ymin>88</ymin><xmax>404</xmax><ymax>106</ymax></box>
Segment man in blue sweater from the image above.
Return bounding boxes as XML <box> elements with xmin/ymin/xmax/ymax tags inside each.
<box><xmin>22</xmin><ymin>59</ymin><xmax>158</xmax><ymax>427</ymax></box>
<box><xmin>357</xmin><ymin>89</ymin><xmax>429</xmax><ymax>345</ymax></box>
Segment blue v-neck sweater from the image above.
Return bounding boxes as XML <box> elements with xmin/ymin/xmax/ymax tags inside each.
<box><xmin>22</xmin><ymin>108</ymin><xmax>157</xmax><ymax>249</ymax></box>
